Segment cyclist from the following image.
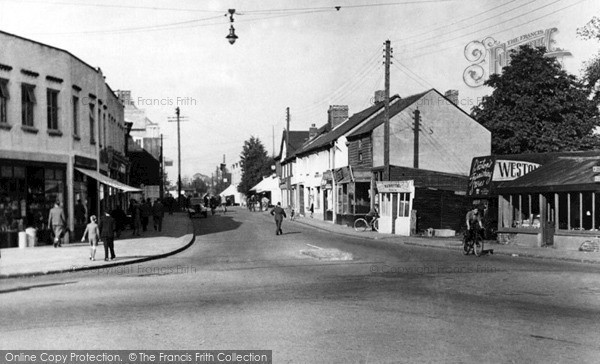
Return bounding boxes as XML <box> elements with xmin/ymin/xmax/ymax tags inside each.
<box><xmin>366</xmin><ymin>204</ymin><xmax>380</xmax><ymax>231</ymax></box>
<box><xmin>465</xmin><ymin>206</ymin><xmax>484</xmax><ymax>244</ymax></box>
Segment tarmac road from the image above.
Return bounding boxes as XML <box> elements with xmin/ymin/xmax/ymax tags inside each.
<box><xmin>2</xmin><ymin>208</ymin><xmax>600</xmax><ymax>363</ymax></box>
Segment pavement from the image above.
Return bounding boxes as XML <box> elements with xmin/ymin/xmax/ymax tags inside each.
<box><xmin>2</xmin><ymin>207</ymin><xmax>600</xmax><ymax>279</ymax></box>
<box><xmin>287</xmin><ymin>212</ymin><xmax>600</xmax><ymax>265</ymax></box>
<box><xmin>0</xmin><ymin>212</ymin><xmax>195</xmax><ymax>279</ymax></box>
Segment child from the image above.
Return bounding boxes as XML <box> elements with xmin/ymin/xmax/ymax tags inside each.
<box><xmin>289</xmin><ymin>205</ymin><xmax>295</xmax><ymax>221</ymax></box>
<box><xmin>81</xmin><ymin>215</ymin><xmax>100</xmax><ymax>261</ymax></box>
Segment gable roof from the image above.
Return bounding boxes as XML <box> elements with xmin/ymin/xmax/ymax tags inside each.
<box><xmin>346</xmin><ymin>90</ymin><xmax>430</xmax><ymax>139</ymax></box>
<box><xmin>278</xmin><ymin>130</ymin><xmax>310</xmax><ymax>162</ymax></box>
<box><xmin>294</xmin><ymin>95</ymin><xmax>401</xmax><ymax>157</ymax></box>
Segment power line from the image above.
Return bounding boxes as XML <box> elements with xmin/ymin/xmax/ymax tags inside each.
<box><xmin>0</xmin><ymin>0</ymin><xmax>224</xmax><ymax>13</ymax></box>
<box><xmin>404</xmin><ymin>0</ymin><xmax>586</xmax><ymax>62</ymax></box>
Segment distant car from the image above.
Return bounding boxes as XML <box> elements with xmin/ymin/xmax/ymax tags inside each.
<box><xmin>187</xmin><ymin>197</ymin><xmax>208</xmax><ymax>218</ymax></box>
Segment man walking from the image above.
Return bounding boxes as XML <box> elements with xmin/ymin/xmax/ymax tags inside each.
<box><xmin>99</xmin><ymin>210</ymin><xmax>116</xmax><ymax>261</ymax></box>
<box><xmin>48</xmin><ymin>200</ymin><xmax>66</xmax><ymax>247</ymax></box>
<box><xmin>152</xmin><ymin>198</ymin><xmax>165</xmax><ymax>232</ymax></box>
<box><xmin>270</xmin><ymin>202</ymin><xmax>287</xmax><ymax>236</ymax></box>
<box><xmin>140</xmin><ymin>198</ymin><xmax>152</xmax><ymax>232</ymax></box>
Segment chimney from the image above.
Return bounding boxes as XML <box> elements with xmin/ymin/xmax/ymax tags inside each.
<box><xmin>444</xmin><ymin>90</ymin><xmax>459</xmax><ymax>105</ymax></box>
<box><xmin>328</xmin><ymin>105</ymin><xmax>349</xmax><ymax>129</ymax></box>
<box><xmin>308</xmin><ymin>123</ymin><xmax>318</xmax><ymax>140</ymax></box>
<box><xmin>374</xmin><ymin>90</ymin><xmax>385</xmax><ymax>103</ymax></box>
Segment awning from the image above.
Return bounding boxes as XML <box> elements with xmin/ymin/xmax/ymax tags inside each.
<box><xmin>75</xmin><ymin>168</ymin><xmax>142</xmax><ymax>192</ymax></box>
<box><xmin>250</xmin><ymin>176</ymin><xmax>279</xmax><ymax>193</ymax></box>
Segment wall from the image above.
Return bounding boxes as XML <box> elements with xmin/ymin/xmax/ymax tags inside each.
<box><xmin>348</xmin><ymin>134</ymin><xmax>373</xmax><ymax>168</ymax></box>
<box><xmin>373</xmin><ymin>90</ymin><xmax>490</xmax><ymax>176</ymax></box>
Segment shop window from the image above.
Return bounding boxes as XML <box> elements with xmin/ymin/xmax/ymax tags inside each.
<box><xmin>354</xmin><ymin>182</ymin><xmax>371</xmax><ymax>214</ymax></box>
<box><xmin>0</xmin><ymin>78</ymin><xmax>9</xmax><ymax>125</ymax></box>
<box><xmin>399</xmin><ymin>193</ymin><xmax>411</xmax><ymax>217</ymax></box>
<box><xmin>21</xmin><ymin>83</ymin><xmax>36</xmax><ymax>127</ymax></box>
<box><xmin>47</xmin><ymin>88</ymin><xmax>59</xmax><ymax>130</ymax></box>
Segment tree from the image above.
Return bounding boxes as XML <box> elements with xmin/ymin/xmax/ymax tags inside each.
<box><xmin>238</xmin><ymin>136</ymin><xmax>274</xmax><ymax>195</ymax></box>
<box><xmin>471</xmin><ymin>45</ymin><xmax>600</xmax><ymax>154</ymax></box>
<box><xmin>578</xmin><ymin>16</ymin><xmax>600</xmax><ymax>104</ymax></box>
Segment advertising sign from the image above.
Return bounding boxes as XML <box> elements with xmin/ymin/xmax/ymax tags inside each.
<box><xmin>376</xmin><ymin>180</ymin><xmax>414</xmax><ymax>193</ymax></box>
<box><xmin>493</xmin><ymin>160</ymin><xmax>541</xmax><ymax>181</ymax></box>
<box><xmin>467</xmin><ymin>156</ymin><xmax>494</xmax><ymax>196</ymax></box>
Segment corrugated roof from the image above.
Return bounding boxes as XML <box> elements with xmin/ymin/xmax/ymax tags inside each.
<box><xmin>294</xmin><ymin>95</ymin><xmax>401</xmax><ymax>157</ymax></box>
<box><xmin>497</xmin><ymin>156</ymin><xmax>600</xmax><ymax>193</ymax></box>
<box><xmin>347</xmin><ymin>90</ymin><xmax>431</xmax><ymax>139</ymax></box>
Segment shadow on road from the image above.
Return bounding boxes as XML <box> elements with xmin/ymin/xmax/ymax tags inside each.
<box><xmin>194</xmin><ymin>214</ymin><xmax>243</xmax><ymax>236</ymax></box>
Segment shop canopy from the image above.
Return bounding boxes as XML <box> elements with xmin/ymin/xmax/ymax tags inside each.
<box><xmin>496</xmin><ymin>157</ymin><xmax>600</xmax><ymax>194</ymax></box>
<box><xmin>75</xmin><ymin>168</ymin><xmax>142</xmax><ymax>192</ymax></box>
<box><xmin>250</xmin><ymin>176</ymin><xmax>279</xmax><ymax>194</ymax></box>
<box><xmin>219</xmin><ymin>184</ymin><xmax>238</xmax><ymax>197</ymax></box>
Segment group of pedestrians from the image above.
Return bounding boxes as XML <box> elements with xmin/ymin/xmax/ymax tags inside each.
<box><xmin>128</xmin><ymin>198</ymin><xmax>165</xmax><ymax>236</ymax></box>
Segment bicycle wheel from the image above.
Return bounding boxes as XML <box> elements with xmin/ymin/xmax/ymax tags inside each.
<box><xmin>462</xmin><ymin>236</ymin><xmax>471</xmax><ymax>255</ymax></box>
<box><xmin>473</xmin><ymin>232</ymin><xmax>483</xmax><ymax>257</ymax></box>
<box><xmin>354</xmin><ymin>218</ymin><xmax>369</xmax><ymax>232</ymax></box>
<box><xmin>371</xmin><ymin>218</ymin><xmax>379</xmax><ymax>232</ymax></box>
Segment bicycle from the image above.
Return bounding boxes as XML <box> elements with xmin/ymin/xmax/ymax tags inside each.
<box><xmin>354</xmin><ymin>215</ymin><xmax>379</xmax><ymax>232</ymax></box>
<box><xmin>463</xmin><ymin>227</ymin><xmax>483</xmax><ymax>257</ymax></box>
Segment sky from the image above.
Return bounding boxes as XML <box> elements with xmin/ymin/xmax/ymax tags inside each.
<box><xmin>0</xmin><ymin>0</ymin><xmax>598</xmax><ymax>181</ymax></box>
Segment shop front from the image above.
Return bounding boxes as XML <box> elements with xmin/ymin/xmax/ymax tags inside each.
<box><xmin>496</xmin><ymin>155</ymin><xmax>600</xmax><ymax>250</ymax></box>
<box><xmin>0</xmin><ymin>159</ymin><xmax>66</xmax><ymax>248</ymax></box>
<box><xmin>334</xmin><ymin>167</ymin><xmax>372</xmax><ymax>226</ymax></box>
<box><xmin>376</xmin><ymin>180</ymin><xmax>414</xmax><ymax>235</ymax></box>
<box><xmin>321</xmin><ymin>170</ymin><xmax>333</xmax><ymax>221</ymax></box>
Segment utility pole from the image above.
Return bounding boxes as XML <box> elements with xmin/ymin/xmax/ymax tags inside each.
<box><xmin>383</xmin><ymin>39</ymin><xmax>392</xmax><ymax>181</ymax></box>
<box><xmin>413</xmin><ymin>109</ymin><xmax>421</xmax><ymax>169</ymax></box>
<box><xmin>168</xmin><ymin>107</ymin><xmax>187</xmax><ymax>202</ymax></box>
<box><xmin>160</xmin><ymin>134</ymin><xmax>164</xmax><ymax>199</ymax></box>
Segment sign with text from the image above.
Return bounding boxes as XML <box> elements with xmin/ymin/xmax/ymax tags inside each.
<box><xmin>377</xmin><ymin>180</ymin><xmax>414</xmax><ymax>193</ymax></box>
<box><xmin>467</xmin><ymin>156</ymin><xmax>494</xmax><ymax>196</ymax></box>
<box><xmin>493</xmin><ymin>160</ymin><xmax>540</xmax><ymax>181</ymax></box>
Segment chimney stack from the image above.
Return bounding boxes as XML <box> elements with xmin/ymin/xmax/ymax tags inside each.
<box><xmin>444</xmin><ymin>90</ymin><xmax>459</xmax><ymax>105</ymax></box>
<box><xmin>117</xmin><ymin>90</ymin><xmax>132</xmax><ymax>106</ymax></box>
<box><xmin>328</xmin><ymin>105</ymin><xmax>349</xmax><ymax>129</ymax></box>
<box><xmin>374</xmin><ymin>90</ymin><xmax>385</xmax><ymax>103</ymax></box>
<box><xmin>308</xmin><ymin>123</ymin><xmax>318</xmax><ymax>140</ymax></box>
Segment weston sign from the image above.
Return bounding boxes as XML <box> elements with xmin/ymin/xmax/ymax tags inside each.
<box><xmin>463</xmin><ymin>28</ymin><xmax>572</xmax><ymax>88</ymax></box>
<box><xmin>467</xmin><ymin>157</ymin><xmax>541</xmax><ymax>196</ymax></box>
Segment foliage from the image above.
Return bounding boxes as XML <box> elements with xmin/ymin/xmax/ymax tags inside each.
<box><xmin>577</xmin><ymin>16</ymin><xmax>600</xmax><ymax>40</ymax></box>
<box><xmin>471</xmin><ymin>45</ymin><xmax>600</xmax><ymax>154</ymax></box>
<box><xmin>190</xmin><ymin>176</ymin><xmax>209</xmax><ymax>195</ymax></box>
<box><xmin>578</xmin><ymin>16</ymin><xmax>600</xmax><ymax>104</ymax></box>
<box><xmin>238</xmin><ymin>136</ymin><xmax>275</xmax><ymax>195</ymax></box>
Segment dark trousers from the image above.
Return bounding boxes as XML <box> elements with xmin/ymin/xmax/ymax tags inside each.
<box><xmin>103</xmin><ymin>237</ymin><xmax>115</xmax><ymax>259</ymax></box>
<box><xmin>275</xmin><ymin>218</ymin><xmax>283</xmax><ymax>235</ymax></box>
<box><xmin>141</xmin><ymin>217</ymin><xmax>149</xmax><ymax>231</ymax></box>
<box><xmin>153</xmin><ymin>216</ymin><xmax>163</xmax><ymax>232</ymax></box>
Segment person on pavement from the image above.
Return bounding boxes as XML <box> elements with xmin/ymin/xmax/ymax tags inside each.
<box><xmin>129</xmin><ymin>199</ymin><xmax>141</xmax><ymax>236</ymax></box>
<box><xmin>48</xmin><ymin>200</ymin><xmax>66</xmax><ymax>248</ymax></box>
<box><xmin>74</xmin><ymin>199</ymin><xmax>87</xmax><ymax>226</ymax></box>
<box><xmin>140</xmin><ymin>198</ymin><xmax>152</xmax><ymax>232</ymax></box>
<box><xmin>99</xmin><ymin>210</ymin><xmax>116</xmax><ymax>261</ymax></box>
<box><xmin>81</xmin><ymin>215</ymin><xmax>100</xmax><ymax>261</ymax></box>
<box><xmin>270</xmin><ymin>202</ymin><xmax>287</xmax><ymax>236</ymax></box>
<box><xmin>152</xmin><ymin>198</ymin><xmax>165</xmax><ymax>232</ymax></box>
<box><xmin>110</xmin><ymin>204</ymin><xmax>127</xmax><ymax>238</ymax></box>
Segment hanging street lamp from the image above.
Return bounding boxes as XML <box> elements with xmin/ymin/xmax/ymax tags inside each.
<box><xmin>226</xmin><ymin>9</ymin><xmax>238</xmax><ymax>45</ymax></box>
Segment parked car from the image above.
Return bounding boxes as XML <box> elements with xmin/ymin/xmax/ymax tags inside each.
<box><xmin>187</xmin><ymin>197</ymin><xmax>208</xmax><ymax>218</ymax></box>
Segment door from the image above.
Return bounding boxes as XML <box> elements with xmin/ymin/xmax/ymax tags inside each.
<box><xmin>395</xmin><ymin>192</ymin><xmax>412</xmax><ymax>236</ymax></box>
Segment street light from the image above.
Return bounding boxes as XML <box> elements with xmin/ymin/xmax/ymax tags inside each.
<box><xmin>226</xmin><ymin>9</ymin><xmax>238</xmax><ymax>45</ymax></box>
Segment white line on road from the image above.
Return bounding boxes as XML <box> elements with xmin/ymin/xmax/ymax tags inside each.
<box><xmin>306</xmin><ymin>244</ymin><xmax>324</xmax><ymax>250</ymax></box>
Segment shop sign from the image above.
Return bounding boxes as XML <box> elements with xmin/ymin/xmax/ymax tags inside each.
<box><xmin>74</xmin><ymin>155</ymin><xmax>97</xmax><ymax>170</ymax></box>
<box><xmin>493</xmin><ymin>160</ymin><xmax>540</xmax><ymax>181</ymax></box>
<box><xmin>595</xmin><ymin>175</ymin><xmax>600</xmax><ymax>183</ymax></box>
<box><xmin>377</xmin><ymin>180</ymin><xmax>414</xmax><ymax>193</ymax></box>
<box><xmin>467</xmin><ymin>156</ymin><xmax>494</xmax><ymax>196</ymax></box>
<box><xmin>593</xmin><ymin>166</ymin><xmax>600</xmax><ymax>173</ymax></box>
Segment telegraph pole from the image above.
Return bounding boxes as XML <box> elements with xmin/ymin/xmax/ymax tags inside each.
<box><xmin>383</xmin><ymin>40</ymin><xmax>392</xmax><ymax>181</ymax></box>
<box><xmin>413</xmin><ymin>109</ymin><xmax>421</xmax><ymax>169</ymax></box>
<box><xmin>160</xmin><ymin>134</ymin><xmax>164</xmax><ymax>199</ymax></box>
<box><xmin>168</xmin><ymin>108</ymin><xmax>187</xmax><ymax>203</ymax></box>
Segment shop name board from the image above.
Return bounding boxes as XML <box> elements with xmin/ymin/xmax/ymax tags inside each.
<box><xmin>493</xmin><ymin>160</ymin><xmax>540</xmax><ymax>181</ymax></box>
<box><xmin>468</xmin><ymin>156</ymin><xmax>494</xmax><ymax>196</ymax></box>
<box><xmin>463</xmin><ymin>28</ymin><xmax>572</xmax><ymax>88</ymax></box>
<box><xmin>377</xmin><ymin>180</ymin><xmax>414</xmax><ymax>193</ymax></box>
<box><xmin>593</xmin><ymin>166</ymin><xmax>600</xmax><ymax>173</ymax></box>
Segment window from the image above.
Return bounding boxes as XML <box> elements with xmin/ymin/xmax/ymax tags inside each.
<box><xmin>0</xmin><ymin>78</ymin><xmax>9</xmax><ymax>124</ymax></box>
<box><xmin>72</xmin><ymin>95</ymin><xmax>79</xmax><ymax>136</ymax></box>
<box><xmin>47</xmin><ymin>88</ymin><xmax>59</xmax><ymax>130</ymax></box>
<box><xmin>21</xmin><ymin>83</ymin><xmax>36</xmax><ymax>127</ymax></box>
<box><xmin>359</xmin><ymin>153</ymin><xmax>363</xmax><ymax>162</ymax></box>
<box><xmin>398</xmin><ymin>193</ymin><xmax>411</xmax><ymax>217</ymax></box>
<box><xmin>89</xmin><ymin>103</ymin><xmax>95</xmax><ymax>144</ymax></box>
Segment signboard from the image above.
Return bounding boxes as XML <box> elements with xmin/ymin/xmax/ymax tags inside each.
<box><xmin>467</xmin><ymin>156</ymin><xmax>494</xmax><ymax>196</ymax></box>
<box><xmin>593</xmin><ymin>166</ymin><xmax>600</xmax><ymax>173</ymax></box>
<box><xmin>595</xmin><ymin>175</ymin><xmax>600</xmax><ymax>183</ymax></box>
<box><xmin>143</xmin><ymin>185</ymin><xmax>160</xmax><ymax>200</ymax></box>
<box><xmin>493</xmin><ymin>160</ymin><xmax>540</xmax><ymax>181</ymax></box>
<box><xmin>376</xmin><ymin>180</ymin><xmax>414</xmax><ymax>193</ymax></box>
